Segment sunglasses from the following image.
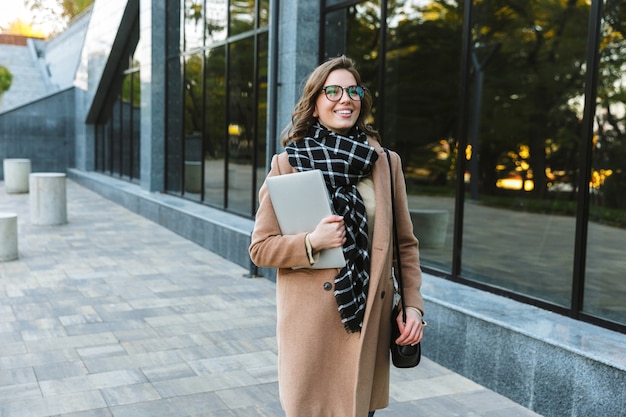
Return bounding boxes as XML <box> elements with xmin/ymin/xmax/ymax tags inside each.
<box><xmin>320</xmin><ymin>85</ymin><xmax>366</xmax><ymax>102</ymax></box>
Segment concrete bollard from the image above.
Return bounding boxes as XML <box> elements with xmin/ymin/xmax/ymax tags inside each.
<box><xmin>29</xmin><ymin>173</ymin><xmax>67</xmax><ymax>225</ymax></box>
<box><xmin>0</xmin><ymin>213</ymin><xmax>18</xmax><ymax>261</ymax></box>
<box><xmin>3</xmin><ymin>158</ymin><xmax>31</xmax><ymax>193</ymax></box>
<box><xmin>410</xmin><ymin>209</ymin><xmax>449</xmax><ymax>249</ymax></box>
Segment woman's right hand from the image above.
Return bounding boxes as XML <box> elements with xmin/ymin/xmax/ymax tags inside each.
<box><xmin>307</xmin><ymin>215</ymin><xmax>346</xmax><ymax>253</ymax></box>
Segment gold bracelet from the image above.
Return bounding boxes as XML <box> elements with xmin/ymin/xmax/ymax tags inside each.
<box><xmin>405</xmin><ymin>307</ymin><xmax>427</xmax><ymax>327</ymax></box>
<box><xmin>405</xmin><ymin>306</ymin><xmax>423</xmax><ymax>318</ymax></box>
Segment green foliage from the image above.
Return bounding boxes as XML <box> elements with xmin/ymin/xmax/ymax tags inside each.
<box><xmin>59</xmin><ymin>0</ymin><xmax>94</xmax><ymax>20</ymax></box>
<box><xmin>589</xmin><ymin>204</ymin><xmax>626</xmax><ymax>228</ymax></box>
<box><xmin>480</xmin><ymin>194</ymin><xmax>578</xmax><ymax>217</ymax></box>
<box><xmin>0</xmin><ymin>65</ymin><xmax>13</xmax><ymax>94</ymax></box>
<box><xmin>120</xmin><ymin>69</ymin><xmax>140</xmax><ymax>107</ymax></box>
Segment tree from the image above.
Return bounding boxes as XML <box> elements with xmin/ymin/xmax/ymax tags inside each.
<box><xmin>1</xmin><ymin>18</ymin><xmax>46</xmax><ymax>38</ymax></box>
<box><xmin>591</xmin><ymin>0</ymin><xmax>626</xmax><ymax>209</ymax></box>
<box><xmin>470</xmin><ymin>0</ymin><xmax>591</xmax><ymax>198</ymax></box>
<box><xmin>0</xmin><ymin>66</ymin><xmax>13</xmax><ymax>95</ymax></box>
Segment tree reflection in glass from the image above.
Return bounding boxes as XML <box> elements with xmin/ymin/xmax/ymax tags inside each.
<box><xmin>585</xmin><ymin>0</ymin><xmax>626</xmax><ymax>325</ymax></box>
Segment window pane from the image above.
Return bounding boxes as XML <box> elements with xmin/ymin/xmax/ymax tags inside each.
<box><xmin>112</xmin><ymin>98</ymin><xmax>122</xmax><ymax>176</ymax></box>
<box><xmin>167</xmin><ymin>56</ymin><xmax>184</xmax><ymax>193</ymax></box>
<box><xmin>324</xmin><ymin>2</ymin><xmax>381</xmax><ymax>69</ymax></box>
<box><xmin>385</xmin><ymin>0</ymin><xmax>460</xmax><ymax>273</ymax></box>
<box><xmin>121</xmin><ymin>72</ymin><xmax>133</xmax><ymax>179</ymax></box>
<box><xmin>256</xmin><ymin>32</ymin><xmax>268</xmax><ymax>206</ymax></box>
<box><xmin>228</xmin><ymin>38</ymin><xmax>255</xmax><ymax>215</ymax></box>
<box><xmin>206</xmin><ymin>0</ymin><xmax>227</xmax><ymax>43</ymax></box>
<box><xmin>230</xmin><ymin>0</ymin><xmax>255</xmax><ymax>36</ymax></box>
<box><xmin>204</xmin><ymin>46</ymin><xmax>227</xmax><ymax>208</ymax></box>
<box><xmin>100</xmin><ymin>122</ymin><xmax>112</xmax><ymax>173</ymax></box>
<box><xmin>131</xmin><ymin>69</ymin><xmax>140</xmax><ymax>181</ymax></box>
<box><xmin>183</xmin><ymin>52</ymin><xmax>204</xmax><ymax>201</ymax></box>
<box><xmin>461</xmin><ymin>0</ymin><xmax>590</xmax><ymax>306</ymax></box>
<box><xmin>259</xmin><ymin>0</ymin><xmax>269</xmax><ymax>27</ymax></box>
<box><xmin>103</xmin><ymin>121</ymin><xmax>112</xmax><ymax>173</ymax></box>
<box><xmin>585</xmin><ymin>0</ymin><xmax>626</xmax><ymax>326</ymax></box>
<box><xmin>184</xmin><ymin>0</ymin><xmax>205</xmax><ymax>50</ymax></box>
<box><xmin>323</xmin><ymin>8</ymin><xmax>348</xmax><ymax>59</ymax></box>
<box><xmin>95</xmin><ymin>125</ymin><xmax>104</xmax><ymax>172</ymax></box>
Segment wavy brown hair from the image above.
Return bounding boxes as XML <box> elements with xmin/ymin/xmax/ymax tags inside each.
<box><xmin>281</xmin><ymin>55</ymin><xmax>380</xmax><ymax>147</ymax></box>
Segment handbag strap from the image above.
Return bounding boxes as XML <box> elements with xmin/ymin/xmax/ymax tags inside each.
<box><xmin>384</xmin><ymin>149</ymin><xmax>407</xmax><ymax>324</ymax></box>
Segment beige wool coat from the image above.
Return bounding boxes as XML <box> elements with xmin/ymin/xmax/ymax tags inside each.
<box><xmin>249</xmin><ymin>139</ymin><xmax>424</xmax><ymax>417</ymax></box>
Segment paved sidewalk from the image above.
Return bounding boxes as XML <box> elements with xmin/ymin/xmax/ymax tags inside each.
<box><xmin>0</xmin><ymin>180</ymin><xmax>541</xmax><ymax>417</ymax></box>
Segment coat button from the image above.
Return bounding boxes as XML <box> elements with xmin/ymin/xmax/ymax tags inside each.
<box><xmin>381</xmin><ymin>290</ymin><xmax>386</xmax><ymax>299</ymax></box>
<box><xmin>323</xmin><ymin>282</ymin><xmax>332</xmax><ymax>291</ymax></box>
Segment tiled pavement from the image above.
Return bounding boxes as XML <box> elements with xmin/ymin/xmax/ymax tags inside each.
<box><xmin>0</xmin><ymin>179</ymin><xmax>542</xmax><ymax>417</ymax></box>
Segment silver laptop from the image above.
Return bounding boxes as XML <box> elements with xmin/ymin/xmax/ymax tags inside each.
<box><xmin>265</xmin><ymin>169</ymin><xmax>346</xmax><ymax>269</ymax></box>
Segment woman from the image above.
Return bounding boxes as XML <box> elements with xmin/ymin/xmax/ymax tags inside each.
<box><xmin>249</xmin><ymin>55</ymin><xmax>425</xmax><ymax>417</ymax></box>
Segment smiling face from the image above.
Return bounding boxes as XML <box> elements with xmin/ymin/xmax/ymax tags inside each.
<box><xmin>313</xmin><ymin>69</ymin><xmax>361</xmax><ymax>135</ymax></box>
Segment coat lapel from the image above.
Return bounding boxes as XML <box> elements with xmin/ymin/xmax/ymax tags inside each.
<box><xmin>364</xmin><ymin>141</ymin><xmax>393</xmax><ymax>315</ymax></box>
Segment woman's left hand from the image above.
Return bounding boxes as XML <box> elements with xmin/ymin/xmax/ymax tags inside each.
<box><xmin>394</xmin><ymin>308</ymin><xmax>425</xmax><ymax>346</ymax></box>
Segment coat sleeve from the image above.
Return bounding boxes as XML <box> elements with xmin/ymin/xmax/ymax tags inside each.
<box><xmin>389</xmin><ymin>150</ymin><xmax>425</xmax><ymax>316</ymax></box>
<box><xmin>249</xmin><ymin>154</ymin><xmax>313</xmax><ymax>269</ymax></box>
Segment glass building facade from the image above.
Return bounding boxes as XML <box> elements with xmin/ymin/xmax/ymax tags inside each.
<box><xmin>163</xmin><ymin>0</ymin><xmax>269</xmax><ymax>217</ymax></box>
<box><xmin>94</xmin><ymin>52</ymin><xmax>141</xmax><ymax>181</ymax></box>
<box><xmin>90</xmin><ymin>0</ymin><xmax>625</xmax><ymax>333</ymax></box>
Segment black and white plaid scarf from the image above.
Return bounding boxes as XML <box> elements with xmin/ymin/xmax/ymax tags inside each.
<box><xmin>286</xmin><ymin>123</ymin><xmax>378</xmax><ymax>333</ymax></box>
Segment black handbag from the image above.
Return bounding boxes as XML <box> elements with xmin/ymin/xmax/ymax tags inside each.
<box><xmin>386</xmin><ymin>149</ymin><xmax>421</xmax><ymax>368</ymax></box>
